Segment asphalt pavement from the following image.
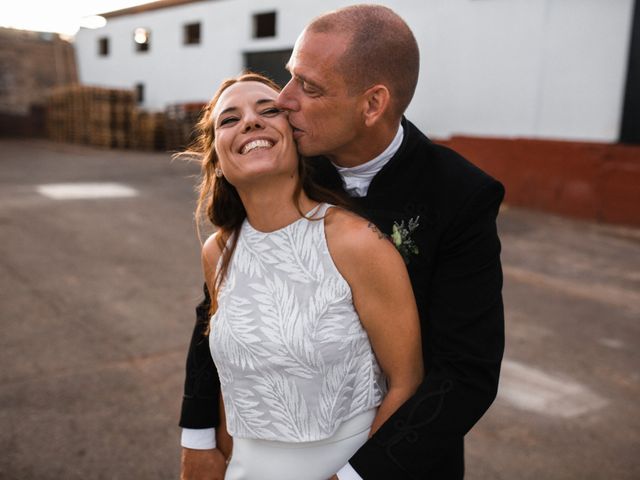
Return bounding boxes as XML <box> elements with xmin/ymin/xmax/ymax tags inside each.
<box><xmin>1</xmin><ymin>139</ymin><xmax>638</xmax><ymax>479</ymax></box>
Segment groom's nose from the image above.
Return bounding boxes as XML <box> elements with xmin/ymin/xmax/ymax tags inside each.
<box><xmin>276</xmin><ymin>79</ymin><xmax>299</xmax><ymax>112</ymax></box>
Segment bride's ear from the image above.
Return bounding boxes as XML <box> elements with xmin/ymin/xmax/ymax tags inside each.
<box><xmin>361</xmin><ymin>85</ymin><xmax>390</xmax><ymax>127</ymax></box>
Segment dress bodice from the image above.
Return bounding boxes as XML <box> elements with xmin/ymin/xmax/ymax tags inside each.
<box><xmin>209</xmin><ymin>203</ymin><xmax>386</xmax><ymax>442</ymax></box>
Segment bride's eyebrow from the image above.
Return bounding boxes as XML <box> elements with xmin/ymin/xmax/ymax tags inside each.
<box><xmin>256</xmin><ymin>98</ymin><xmax>276</xmax><ymax>106</ymax></box>
<box><xmin>218</xmin><ymin>106</ymin><xmax>238</xmax><ymax>116</ymax></box>
<box><xmin>218</xmin><ymin>98</ymin><xmax>275</xmax><ymax>117</ymax></box>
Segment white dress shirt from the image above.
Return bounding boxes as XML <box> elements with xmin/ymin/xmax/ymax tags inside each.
<box><xmin>181</xmin><ymin>428</ymin><xmax>216</xmax><ymax>449</ymax></box>
<box><xmin>332</xmin><ymin>124</ymin><xmax>404</xmax><ymax>197</ymax></box>
<box><xmin>182</xmin><ymin>123</ymin><xmax>405</xmax><ymax>480</ymax></box>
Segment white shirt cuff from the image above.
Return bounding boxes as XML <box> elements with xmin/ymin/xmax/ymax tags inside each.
<box><xmin>181</xmin><ymin>428</ymin><xmax>217</xmax><ymax>449</ymax></box>
<box><xmin>336</xmin><ymin>462</ymin><xmax>363</xmax><ymax>480</ymax></box>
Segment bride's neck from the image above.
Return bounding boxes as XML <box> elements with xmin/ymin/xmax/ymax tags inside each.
<box><xmin>238</xmin><ymin>179</ymin><xmax>317</xmax><ymax>233</ymax></box>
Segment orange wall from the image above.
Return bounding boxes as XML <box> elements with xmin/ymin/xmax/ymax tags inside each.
<box><xmin>438</xmin><ymin>137</ymin><xmax>640</xmax><ymax>227</ymax></box>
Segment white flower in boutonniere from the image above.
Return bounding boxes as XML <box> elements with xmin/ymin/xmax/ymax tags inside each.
<box><xmin>391</xmin><ymin>216</ymin><xmax>420</xmax><ymax>264</ymax></box>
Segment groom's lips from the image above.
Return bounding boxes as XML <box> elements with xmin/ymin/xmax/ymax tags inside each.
<box><xmin>292</xmin><ymin>126</ymin><xmax>304</xmax><ymax>140</ymax></box>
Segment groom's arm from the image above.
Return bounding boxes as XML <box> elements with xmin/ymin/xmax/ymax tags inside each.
<box><xmin>348</xmin><ymin>179</ymin><xmax>505</xmax><ymax>479</ymax></box>
<box><xmin>179</xmin><ymin>283</ymin><xmax>221</xmax><ymax>429</ymax></box>
<box><xmin>180</xmin><ymin>284</ymin><xmax>226</xmax><ymax>480</ymax></box>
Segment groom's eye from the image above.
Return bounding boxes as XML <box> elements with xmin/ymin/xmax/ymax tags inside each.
<box><xmin>299</xmin><ymin>79</ymin><xmax>320</xmax><ymax>96</ymax></box>
<box><xmin>302</xmin><ymin>83</ymin><xmax>316</xmax><ymax>94</ymax></box>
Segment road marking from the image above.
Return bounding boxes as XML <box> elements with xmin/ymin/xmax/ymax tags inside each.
<box><xmin>498</xmin><ymin>359</ymin><xmax>607</xmax><ymax>418</ymax></box>
<box><xmin>598</xmin><ymin>338</ymin><xmax>625</xmax><ymax>349</ymax></box>
<box><xmin>36</xmin><ymin>182</ymin><xmax>138</xmax><ymax>200</ymax></box>
<box><xmin>503</xmin><ymin>265</ymin><xmax>640</xmax><ymax>312</ymax></box>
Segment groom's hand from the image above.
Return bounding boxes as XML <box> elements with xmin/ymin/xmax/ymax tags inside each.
<box><xmin>180</xmin><ymin>447</ymin><xmax>227</xmax><ymax>480</ymax></box>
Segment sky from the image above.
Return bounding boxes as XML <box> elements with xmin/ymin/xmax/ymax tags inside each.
<box><xmin>0</xmin><ymin>0</ymin><xmax>156</xmax><ymax>37</ymax></box>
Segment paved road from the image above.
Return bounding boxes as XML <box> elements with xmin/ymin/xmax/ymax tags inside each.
<box><xmin>1</xmin><ymin>139</ymin><xmax>638</xmax><ymax>479</ymax></box>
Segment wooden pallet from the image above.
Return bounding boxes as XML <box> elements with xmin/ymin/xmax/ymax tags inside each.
<box><xmin>164</xmin><ymin>102</ymin><xmax>207</xmax><ymax>151</ymax></box>
<box><xmin>45</xmin><ymin>85</ymin><xmax>135</xmax><ymax>149</ymax></box>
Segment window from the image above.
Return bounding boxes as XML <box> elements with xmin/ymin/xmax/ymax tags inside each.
<box><xmin>135</xmin><ymin>83</ymin><xmax>145</xmax><ymax>104</ymax></box>
<box><xmin>134</xmin><ymin>27</ymin><xmax>150</xmax><ymax>52</ymax></box>
<box><xmin>253</xmin><ymin>12</ymin><xmax>276</xmax><ymax>38</ymax></box>
<box><xmin>244</xmin><ymin>49</ymin><xmax>293</xmax><ymax>88</ymax></box>
<box><xmin>98</xmin><ymin>37</ymin><xmax>109</xmax><ymax>56</ymax></box>
<box><xmin>184</xmin><ymin>22</ymin><xmax>201</xmax><ymax>45</ymax></box>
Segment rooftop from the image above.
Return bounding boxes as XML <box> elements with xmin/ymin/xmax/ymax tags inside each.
<box><xmin>100</xmin><ymin>0</ymin><xmax>212</xmax><ymax>19</ymax></box>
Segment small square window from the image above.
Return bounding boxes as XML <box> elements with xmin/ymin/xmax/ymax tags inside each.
<box><xmin>253</xmin><ymin>12</ymin><xmax>276</xmax><ymax>38</ymax></box>
<box><xmin>98</xmin><ymin>37</ymin><xmax>109</xmax><ymax>56</ymax></box>
<box><xmin>184</xmin><ymin>22</ymin><xmax>201</xmax><ymax>45</ymax></box>
<box><xmin>135</xmin><ymin>83</ymin><xmax>145</xmax><ymax>104</ymax></box>
<box><xmin>134</xmin><ymin>27</ymin><xmax>150</xmax><ymax>52</ymax></box>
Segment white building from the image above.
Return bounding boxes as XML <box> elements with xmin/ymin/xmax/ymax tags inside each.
<box><xmin>75</xmin><ymin>0</ymin><xmax>637</xmax><ymax>142</ymax></box>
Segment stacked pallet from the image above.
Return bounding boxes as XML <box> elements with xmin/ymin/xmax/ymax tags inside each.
<box><xmin>45</xmin><ymin>86</ymin><xmax>211</xmax><ymax>151</ymax></box>
<box><xmin>45</xmin><ymin>85</ymin><xmax>135</xmax><ymax>148</ymax></box>
<box><xmin>131</xmin><ymin>110</ymin><xmax>166</xmax><ymax>151</ymax></box>
<box><xmin>45</xmin><ymin>87</ymin><xmax>68</xmax><ymax>142</ymax></box>
<box><xmin>0</xmin><ymin>27</ymin><xmax>77</xmax><ymax>118</ymax></box>
<box><xmin>164</xmin><ymin>102</ymin><xmax>207</xmax><ymax>151</ymax></box>
<box><xmin>110</xmin><ymin>90</ymin><xmax>134</xmax><ymax>149</ymax></box>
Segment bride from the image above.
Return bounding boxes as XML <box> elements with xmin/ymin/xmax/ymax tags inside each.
<box><xmin>189</xmin><ymin>72</ymin><xmax>423</xmax><ymax>480</ymax></box>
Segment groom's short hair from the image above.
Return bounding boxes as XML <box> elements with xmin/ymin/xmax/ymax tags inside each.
<box><xmin>308</xmin><ymin>4</ymin><xmax>419</xmax><ymax>118</ymax></box>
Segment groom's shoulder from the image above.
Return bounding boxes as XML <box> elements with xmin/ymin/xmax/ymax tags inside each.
<box><xmin>404</xmin><ymin>120</ymin><xmax>501</xmax><ymax>195</ymax></box>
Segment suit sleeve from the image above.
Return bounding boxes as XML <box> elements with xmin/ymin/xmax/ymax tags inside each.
<box><xmin>178</xmin><ymin>283</ymin><xmax>221</xmax><ymax>429</ymax></box>
<box><xmin>350</xmin><ymin>180</ymin><xmax>505</xmax><ymax>479</ymax></box>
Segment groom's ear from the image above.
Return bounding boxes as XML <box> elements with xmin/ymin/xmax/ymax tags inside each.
<box><xmin>361</xmin><ymin>84</ymin><xmax>390</xmax><ymax>127</ymax></box>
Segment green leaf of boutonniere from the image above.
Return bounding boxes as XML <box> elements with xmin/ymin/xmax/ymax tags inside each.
<box><xmin>391</xmin><ymin>216</ymin><xmax>420</xmax><ymax>264</ymax></box>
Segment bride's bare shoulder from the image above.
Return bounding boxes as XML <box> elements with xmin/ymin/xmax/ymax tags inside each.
<box><xmin>323</xmin><ymin>205</ymin><xmax>363</xmax><ymax>227</ymax></box>
<box><xmin>324</xmin><ymin>207</ymin><xmax>396</xmax><ymax>265</ymax></box>
<box><xmin>201</xmin><ymin>230</ymin><xmax>227</xmax><ymax>268</ymax></box>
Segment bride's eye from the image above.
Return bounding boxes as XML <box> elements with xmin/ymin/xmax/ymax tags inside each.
<box><xmin>219</xmin><ymin>116</ymin><xmax>238</xmax><ymax>126</ymax></box>
<box><xmin>262</xmin><ymin>107</ymin><xmax>282</xmax><ymax>116</ymax></box>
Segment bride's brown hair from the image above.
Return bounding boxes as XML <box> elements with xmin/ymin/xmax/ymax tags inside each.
<box><xmin>183</xmin><ymin>72</ymin><xmax>349</xmax><ymax>321</ymax></box>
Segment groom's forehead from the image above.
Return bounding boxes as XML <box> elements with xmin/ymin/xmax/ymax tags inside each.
<box><xmin>287</xmin><ymin>33</ymin><xmax>351</xmax><ymax>86</ymax></box>
<box><xmin>293</xmin><ymin>31</ymin><xmax>350</xmax><ymax>64</ymax></box>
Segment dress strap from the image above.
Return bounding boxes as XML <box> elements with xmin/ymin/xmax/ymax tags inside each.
<box><xmin>311</xmin><ymin>202</ymin><xmax>334</xmax><ymax>218</ymax></box>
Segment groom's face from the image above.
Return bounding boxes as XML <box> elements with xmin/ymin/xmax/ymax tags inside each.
<box><xmin>277</xmin><ymin>30</ymin><xmax>364</xmax><ymax>163</ymax></box>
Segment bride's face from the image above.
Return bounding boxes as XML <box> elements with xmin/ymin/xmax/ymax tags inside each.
<box><xmin>211</xmin><ymin>81</ymin><xmax>298</xmax><ymax>188</ymax></box>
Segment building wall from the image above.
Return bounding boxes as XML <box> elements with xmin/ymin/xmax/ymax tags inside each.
<box><xmin>75</xmin><ymin>0</ymin><xmax>635</xmax><ymax>142</ymax></box>
<box><xmin>404</xmin><ymin>0</ymin><xmax>634</xmax><ymax>142</ymax></box>
<box><xmin>440</xmin><ymin>136</ymin><xmax>640</xmax><ymax>226</ymax></box>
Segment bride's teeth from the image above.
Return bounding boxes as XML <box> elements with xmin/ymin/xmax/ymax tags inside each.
<box><xmin>242</xmin><ymin>139</ymin><xmax>273</xmax><ymax>154</ymax></box>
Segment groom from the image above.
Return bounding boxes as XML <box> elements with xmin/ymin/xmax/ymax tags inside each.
<box><xmin>180</xmin><ymin>5</ymin><xmax>504</xmax><ymax>479</ymax></box>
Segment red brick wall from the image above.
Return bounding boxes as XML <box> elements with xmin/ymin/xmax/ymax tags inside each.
<box><xmin>437</xmin><ymin>136</ymin><xmax>640</xmax><ymax>227</ymax></box>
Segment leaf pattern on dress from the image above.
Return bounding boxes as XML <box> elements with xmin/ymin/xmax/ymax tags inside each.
<box><xmin>208</xmin><ymin>204</ymin><xmax>387</xmax><ymax>442</ymax></box>
<box><xmin>348</xmin><ymin>340</ymin><xmax>385</xmax><ymax>412</ymax></box>
<box><xmin>224</xmin><ymin>386</ymin><xmax>272</xmax><ymax>438</ymax></box>
<box><xmin>233</xmin><ymin>227</ymin><xmax>278</xmax><ymax>279</ymax></box>
<box><xmin>309</xmin><ymin>275</ymin><xmax>354</xmax><ymax>344</ymax></box>
<box><xmin>249</xmin><ymin>371</ymin><xmax>319</xmax><ymax>440</ymax></box>
<box><xmin>270</xmin><ymin>219</ymin><xmax>323</xmax><ymax>283</ymax></box>
<box><xmin>211</xmin><ymin>292</ymin><xmax>271</xmax><ymax>371</ymax></box>
<box><xmin>251</xmin><ymin>276</ymin><xmax>321</xmax><ymax>378</ymax></box>
<box><xmin>318</xmin><ymin>357</ymin><xmax>356</xmax><ymax>433</ymax></box>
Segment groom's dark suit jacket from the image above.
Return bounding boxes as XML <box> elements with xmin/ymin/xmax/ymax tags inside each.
<box><xmin>180</xmin><ymin>118</ymin><xmax>505</xmax><ymax>479</ymax></box>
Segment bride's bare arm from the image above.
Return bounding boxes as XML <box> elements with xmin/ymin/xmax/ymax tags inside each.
<box><xmin>201</xmin><ymin>232</ymin><xmax>224</xmax><ymax>300</ymax></box>
<box><xmin>324</xmin><ymin>208</ymin><xmax>424</xmax><ymax>436</ymax></box>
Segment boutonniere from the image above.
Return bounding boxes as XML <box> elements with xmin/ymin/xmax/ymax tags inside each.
<box><xmin>391</xmin><ymin>216</ymin><xmax>420</xmax><ymax>264</ymax></box>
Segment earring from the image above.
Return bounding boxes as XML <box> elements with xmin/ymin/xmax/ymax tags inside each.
<box><xmin>215</xmin><ymin>167</ymin><xmax>223</xmax><ymax>178</ymax></box>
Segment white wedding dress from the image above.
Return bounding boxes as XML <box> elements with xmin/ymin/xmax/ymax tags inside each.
<box><xmin>209</xmin><ymin>204</ymin><xmax>386</xmax><ymax>479</ymax></box>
